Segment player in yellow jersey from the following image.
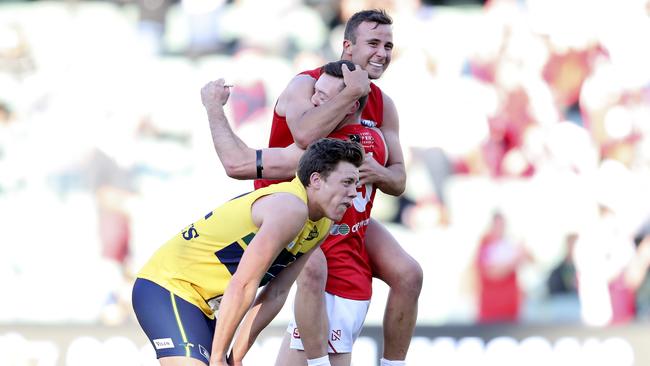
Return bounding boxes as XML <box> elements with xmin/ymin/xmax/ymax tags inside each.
<box><xmin>132</xmin><ymin>137</ymin><xmax>364</xmax><ymax>366</ymax></box>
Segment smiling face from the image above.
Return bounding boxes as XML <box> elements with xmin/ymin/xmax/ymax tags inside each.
<box><xmin>343</xmin><ymin>21</ymin><xmax>393</xmax><ymax>80</ymax></box>
<box><xmin>311</xmin><ymin>161</ymin><xmax>359</xmax><ymax>222</ymax></box>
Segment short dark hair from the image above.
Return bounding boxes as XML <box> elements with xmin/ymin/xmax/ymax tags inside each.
<box><xmin>344</xmin><ymin>9</ymin><xmax>392</xmax><ymax>44</ymax></box>
<box><xmin>297</xmin><ymin>138</ymin><xmax>364</xmax><ymax>186</ymax></box>
<box><xmin>321</xmin><ymin>60</ymin><xmax>368</xmax><ymax>112</ymax></box>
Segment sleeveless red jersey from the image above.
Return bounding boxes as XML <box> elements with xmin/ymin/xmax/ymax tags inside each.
<box><xmin>320</xmin><ymin>123</ymin><xmax>387</xmax><ymax>300</ymax></box>
<box><xmin>255</xmin><ymin>66</ymin><xmax>384</xmax><ymax>189</ymax></box>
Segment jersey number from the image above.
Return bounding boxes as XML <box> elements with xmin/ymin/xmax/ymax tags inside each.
<box><xmin>352</xmin><ymin>183</ymin><xmax>372</xmax><ymax>213</ymax></box>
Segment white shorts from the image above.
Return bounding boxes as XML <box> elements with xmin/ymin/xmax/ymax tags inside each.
<box><xmin>286</xmin><ymin>292</ymin><xmax>370</xmax><ymax>353</ymax></box>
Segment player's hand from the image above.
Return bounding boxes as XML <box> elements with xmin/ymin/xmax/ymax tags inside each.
<box><xmin>227</xmin><ymin>351</ymin><xmax>243</xmax><ymax>366</ymax></box>
<box><xmin>358</xmin><ymin>152</ymin><xmax>384</xmax><ymax>186</ymax></box>
<box><xmin>342</xmin><ymin>63</ymin><xmax>370</xmax><ymax>98</ymax></box>
<box><xmin>201</xmin><ymin>78</ymin><xmax>232</xmax><ymax>109</ymax></box>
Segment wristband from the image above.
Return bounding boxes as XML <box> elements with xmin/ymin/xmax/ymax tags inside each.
<box><xmin>256</xmin><ymin>149</ymin><xmax>264</xmax><ymax>179</ymax></box>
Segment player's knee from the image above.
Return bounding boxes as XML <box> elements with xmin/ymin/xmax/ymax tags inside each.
<box><xmin>392</xmin><ymin>259</ymin><xmax>423</xmax><ymax>297</ymax></box>
<box><xmin>404</xmin><ymin>260</ymin><xmax>423</xmax><ymax>295</ymax></box>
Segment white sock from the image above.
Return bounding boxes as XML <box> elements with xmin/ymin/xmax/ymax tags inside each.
<box><xmin>380</xmin><ymin>358</ymin><xmax>406</xmax><ymax>366</ymax></box>
<box><xmin>307</xmin><ymin>355</ymin><xmax>331</xmax><ymax>366</ymax></box>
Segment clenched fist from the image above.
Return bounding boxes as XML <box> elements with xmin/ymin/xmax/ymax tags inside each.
<box><xmin>201</xmin><ymin>78</ymin><xmax>232</xmax><ymax>110</ymax></box>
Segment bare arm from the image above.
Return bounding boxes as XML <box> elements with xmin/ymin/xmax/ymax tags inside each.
<box><xmin>201</xmin><ymin>79</ymin><xmax>305</xmax><ymax>180</ymax></box>
<box><xmin>360</xmin><ymin>93</ymin><xmax>406</xmax><ymax>196</ymax></box>
<box><xmin>280</xmin><ymin>65</ymin><xmax>369</xmax><ymax>148</ymax></box>
<box><xmin>209</xmin><ymin>193</ymin><xmax>309</xmax><ymax>365</ymax></box>
<box><xmin>228</xmin><ymin>237</ymin><xmax>328</xmax><ymax>364</ymax></box>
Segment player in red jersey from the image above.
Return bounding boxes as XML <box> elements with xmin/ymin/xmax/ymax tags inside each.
<box><xmin>202</xmin><ymin>60</ymin><xmax>388</xmax><ymax>366</ymax></box>
<box><xmin>202</xmin><ymin>61</ymin><xmax>388</xmax><ymax>365</ymax></box>
<box><xmin>255</xmin><ymin>9</ymin><xmax>421</xmax><ymax>366</ymax></box>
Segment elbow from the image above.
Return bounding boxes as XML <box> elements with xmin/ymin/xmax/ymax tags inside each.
<box><xmin>292</xmin><ymin>132</ymin><xmax>314</xmax><ymax>150</ymax></box>
<box><xmin>293</xmin><ymin>138</ymin><xmax>310</xmax><ymax>150</ymax></box>
<box><xmin>391</xmin><ymin>177</ymin><xmax>407</xmax><ymax>196</ymax></box>
<box><xmin>223</xmin><ymin>161</ymin><xmax>252</xmax><ymax>180</ymax></box>
<box><xmin>380</xmin><ymin>177</ymin><xmax>406</xmax><ymax>196</ymax></box>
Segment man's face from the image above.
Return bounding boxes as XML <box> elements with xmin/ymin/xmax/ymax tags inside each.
<box><xmin>315</xmin><ymin>161</ymin><xmax>359</xmax><ymax>222</ymax></box>
<box><xmin>311</xmin><ymin>73</ymin><xmax>345</xmax><ymax>107</ymax></box>
<box><xmin>344</xmin><ymin>21</ymin><xmax>393</xmax><ymax>80</ymax></box>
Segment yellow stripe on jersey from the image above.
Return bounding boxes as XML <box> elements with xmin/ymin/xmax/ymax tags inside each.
<box><xmin>137</xmin><ymin>177</ymin><xmax>331</xmax><ymax>317</ymax></box>
<box><xmin>170</xmin><ymin>293</ymin><xmax>190</xmax><ymax>357</ymax></box>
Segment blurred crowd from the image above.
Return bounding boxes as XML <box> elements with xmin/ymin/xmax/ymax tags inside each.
<box><xmin>1</xmin><ymin>0</ymin><xmax>649</xmax><ymax>328</ymax></box>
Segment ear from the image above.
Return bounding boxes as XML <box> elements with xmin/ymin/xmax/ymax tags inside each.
<box><xmin>349</xmin><ymin>100</ymin><xmax>360</xmax><ymax>115</ymax></box>
<box><xmin>309</xmin><ymin>172</ymin><xmax>323</xmax><ymax>189</ymax></box>
<box><xmin>342</xmin><ymin>39</ymin><xmax>353</xmax><ymax>56</ymax></box>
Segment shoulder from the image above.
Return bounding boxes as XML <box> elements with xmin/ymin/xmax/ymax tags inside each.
<box><xmin>284</xmin><ymin>74</ymin><xmax>317</xmax><ymax>94</ymax></box>
<box><xmin>276</xmin><ymin>74</ymin><xmax>317</xmax><ymax>115</ymax></box>
<box><xmin>254</xmin><ymin>192</ymin><xmax>308</xmax><ymax>219</ymax></box>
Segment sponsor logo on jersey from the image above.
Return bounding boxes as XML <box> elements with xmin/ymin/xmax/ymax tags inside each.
<box><xmin>351</xmin><ymin>218</ymin><xmax>370</xmax><ymax>233</ymax></box>
<box><xmin>329</xmin><ymin>218</ymin><xmax>370</xmax><ymax>236</ymax></box>
<box><xmin>153</xmin><ymin>338</ymin><xmax>174</xmax><ymax>350</ymax></box>
<box><xmin>360</xmin><ymin>119</ymin><xmax>377</xmax><ymax>127</ymax></box>
<box><xmin>330</xmin><ymin>223</ymin><xmax>350</xmax><ymax>236</ymax></box>
<box><xmin>199</xmin><ymin>344</ymin><xmax>210</xmax><ymax>361</ymax></box>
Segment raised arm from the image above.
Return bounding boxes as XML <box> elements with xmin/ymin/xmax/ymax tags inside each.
<box><xmin>359</xmin><ymin>93</ymin><xmax>406</xmax><ymax>196</ymax></box>
<box><xmin>201</xmin><ymin>79</ymin><xmax>304</xmax><ymax>180</ymax></box>
<box><xmin>209</xmin><ymin>193</ymin><xmax>308</xmax><ymax>366</ymax></box>
<box><xmin>279</xmin><ymin>64</ymin><xmax>370</xmax><ymax>148</ymax></box>
<box><xmin>228</xmin><ymin>235</ymin><xmax>327</xmax><ymax>365</ymax></box>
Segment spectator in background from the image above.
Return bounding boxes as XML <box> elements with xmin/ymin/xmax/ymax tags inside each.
<box><xmin>625</xmin><ymin>220</ymin><xmax>650</xmax><ymax>321</ymax></box>
<box><xmin>545</xmin><ymin>233</ymin><xmax>581</xmax><ymax>322</ymax></box>
<box><xmin>574</xmin><ymin>201</ymin><xmax>637</xmax><ymax>325</ymax></box>
<box><xmin>476</xmin><ymin>211</ymin><xmax>531</xmax><ymax>323</ymax></box>
<box><xmin>547</xmin><ymin>233</ymin><xmax>578</xmax><ymax>296</ymax></box>
<box><xmin>133</xmin><ymin>0</ymin><xmax>175</xmax><ymax>55</ymax></box>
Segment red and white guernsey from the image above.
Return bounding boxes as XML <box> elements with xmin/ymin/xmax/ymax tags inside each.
<box><xmin>322</xmin><ymin>123</ymin><xmax>387</xmax><ymax>300</ymax></box>
<box><xmin>255</xmin><ymin>66</ymin><xmax>387</xmax><ymax>300</ymax></box>
<box><xmin>255</xmin><ymin>66</ymin><xmax>384</xmax><ymax>189</ymax></box>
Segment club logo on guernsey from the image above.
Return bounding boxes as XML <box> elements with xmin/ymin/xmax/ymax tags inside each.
<box><xmin>305</xmin><ymin>226</ymin><xmax>319</xmax><ymax>241</ymax></box>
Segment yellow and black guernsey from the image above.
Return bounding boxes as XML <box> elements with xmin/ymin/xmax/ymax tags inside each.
<box><xmin>137</xmin><ymin>177</ymin><xmax>331</xmax><ymax>318</ymax></box>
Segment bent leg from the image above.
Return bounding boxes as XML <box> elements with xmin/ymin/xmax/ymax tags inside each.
<box><xmin>365</xmin><ymin>218</ymin><xmax>423</xmax><ymax>360</ymax></box>
<box><xmin>294</xmin><ymin>247</ymin><xmax>329</xmax><ymax>359</ymax></box>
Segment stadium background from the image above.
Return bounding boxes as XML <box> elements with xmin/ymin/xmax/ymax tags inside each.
<box><xmin>1</xmin><ymin>0</ymin><xmax>649</xmax><ymax>365</ymax></box>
